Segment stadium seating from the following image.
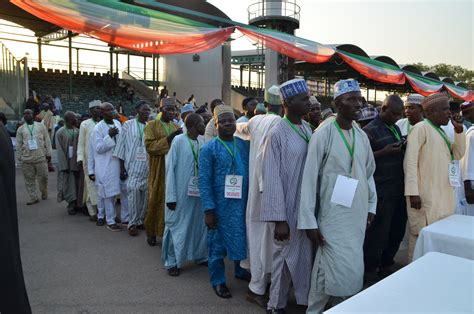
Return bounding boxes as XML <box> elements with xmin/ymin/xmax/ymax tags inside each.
<box><xmin>29</xmin><ymin>68</ymin><xmax>141</xmax><ymax>116</ymax></box>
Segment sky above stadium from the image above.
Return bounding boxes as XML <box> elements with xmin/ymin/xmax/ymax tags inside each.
<box><xmin>210</xmin><ymin>0</ymin><xmax>473</xmax><ymax>69</ymax></box>
<box><xmin>0</xmin><ymin>0</ymin><xmax>472</xmax><ymax>70</ymax></box>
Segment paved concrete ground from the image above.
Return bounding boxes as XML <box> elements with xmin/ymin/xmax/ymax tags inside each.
<box><xmin>16</xmin><ymin>169</ymin><xmax>306</xmax><ymax>314</ymax></box>
<box><xmin>16</xmin><ymin>163</ymin><xmax>407</xmax><ymax>314</ymax></box>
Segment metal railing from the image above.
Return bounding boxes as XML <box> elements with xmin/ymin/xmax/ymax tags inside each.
<box><xmin>248</xmin><ymin>1</ymin><xmax>301</xmax><ymax>22</ymax></box>
<box><xmin>0</xmin><ymin>41</ymin><xmax>26</xmax><ymax>119</ymax></box>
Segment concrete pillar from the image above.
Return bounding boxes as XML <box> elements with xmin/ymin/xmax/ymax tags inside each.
<box><xmin>222</xmin><ymin>41</ymin><xmax>231</xmax><ymax>106</ymax></box>
<box><xmin>37</xmin><ymin>38</ymin><xmax>42</xmax><ymax>70</ymax></box>
<box><xmin>265</xmin><ymin>49</ymin><xmax>279</xmax><ymax>90</ymax></box>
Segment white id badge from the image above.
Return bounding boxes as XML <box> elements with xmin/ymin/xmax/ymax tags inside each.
<box><xmin>330</xmin><ymin>175</ymin><xmax>359</xmax><ymax>208</ymax></box>
<box><xmin>28</xmin><ymin>138</ymin><xmax>38</xmax><ymax>150</ymax></box>
<box><xmin>135</xmin><ymin>147</ymin><xmax>147</xmax><ymax>162</ymax></box>
<box><xmin>448</xmin><ymin>160</ymin><xmax>461</xmax><ymax>187</ymax></box>
<box><xmin>187</xmin><ymin>176</ymin><xmax>200</xmax><ymax>197</ymax></box>
<box><xmin>224</xmin><ymin>175</ymin><xmax>243</xmax><ymax>199</ymax></box>
<box><xmin>68</xmin><ymin>146</ymin><xmax>74</xmax><ymax>159</ymax></box>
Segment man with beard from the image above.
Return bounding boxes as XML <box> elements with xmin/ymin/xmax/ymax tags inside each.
<box><xmin>144</xmin><ymin>99</ymin><xmax>182</xmax><ymax>245</ymax></box>
<box><xmin>299</xmin><ymin>79</ymin><xmax>377</xmax><ymax>313</ymax></box>
<box><xmin>261</xmin><ymin>79</ymin><xmax>313</xmax><ymax>313</ymax></box>
<box><xmin>237</xmin><ymin>97</ymin><xmax>258</xmax><ymax>123</ymax></box>
<box><xmin>404</xmin><ymin>93</ymin><xmax>465</xmax><ymax>261</ymax></box>
<box><xmin>114</xmin><ymin>101</ymin><xmax>151</xmax><ymax>236</ymax></box>
<box><xmin>162</xmin><ymin>113</ymin><xmax>208</xmax><ymax>276</ymax></box>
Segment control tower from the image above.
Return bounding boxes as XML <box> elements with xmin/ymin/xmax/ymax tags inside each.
<box><xmin>248</xmin><ymin>0</ymin><xmax>300</xmax><ymax>89</ymax></box>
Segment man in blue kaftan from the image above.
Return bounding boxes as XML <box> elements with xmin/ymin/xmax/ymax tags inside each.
<box><xmin>198</xmin><ymin>105</ymin><xmax>250</xmax><ymax>299</ymax></box>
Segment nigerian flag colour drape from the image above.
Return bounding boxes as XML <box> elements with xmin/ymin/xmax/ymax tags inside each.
<box><xmin>11</xmin><ymin>0</ymin><xmax>472</xmax><ymax>101</ymax></box>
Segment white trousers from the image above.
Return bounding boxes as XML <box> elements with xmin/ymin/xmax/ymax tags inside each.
<box><xmin>98</xmin><ymin>197</ymin><xmax>116</xmax><ymax>225</ymax></box>
<box><xmin>120</xmin><ymin>183</ymin><xmax>129</xmax><ymax>223</ymax></box>
<box><xmin>247</xmin><ymin>221</ymin><xmax>273</xmax><ymax>295</ymax></box>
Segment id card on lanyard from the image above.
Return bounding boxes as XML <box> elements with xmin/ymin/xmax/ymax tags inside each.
<box><xmin>26</xmin><ymin>124</ymin><xmax>38</xmax><ymax>150</ymax></box>
<box><xmin>217</xmin><ymin>138</ymin><xmax>243</xmax><ymax>199</ymax></box>
<box><xmin>135</xmin><ymin>119</ymin><xmax>147</xmax><ymax>162</ymax></box>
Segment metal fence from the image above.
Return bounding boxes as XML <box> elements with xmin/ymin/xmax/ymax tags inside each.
<box><xmin>0</xmin><ymin>41</ymin><xmax>27</xmax><ymax>119</ymax></box>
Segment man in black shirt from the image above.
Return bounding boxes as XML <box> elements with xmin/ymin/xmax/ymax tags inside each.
<box><xmin>363</xmin><ymin>95</ymin><xmax>405</xmax><ymax>281</ymax></box>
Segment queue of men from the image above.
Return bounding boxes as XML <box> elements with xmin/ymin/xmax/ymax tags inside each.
<box><xmin>15</xmin><ymin>78</ymin><xmax>474</xmax><ymax>314</ymax></box>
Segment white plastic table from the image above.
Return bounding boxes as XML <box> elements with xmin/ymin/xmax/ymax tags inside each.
<box><xmin>413</xmin><ymin>214</ymin><xmax>474</xmax><ymax>261</ymax></box>
<box><xmin>325</xmin><ymin>252</ymin><xmax>474</xmax><ymax>314</ymax></box>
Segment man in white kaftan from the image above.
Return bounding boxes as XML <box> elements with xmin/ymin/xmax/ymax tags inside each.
<box><xmin>298</xmin><ymin>79</ymin><xmax>377</xmax><ymax>313</ymax></box>
<box><xmin>77</xmin><ymin>100</ymin><xmax>102</xmax><ymax>220</ymax></box>
<box><xmin>162</xmin><ymin>114</ymin><xmax>208</xmax><ymax>274</ymax></box>
<box><xmin>234</xmin><ymin>86</ymin><xmax>283</xmax><ymax>306</ymax></box>
<box><xmin>89</xmin><ymin>103</ymin><xmax>128</xmax><ymax>230</ymax></box>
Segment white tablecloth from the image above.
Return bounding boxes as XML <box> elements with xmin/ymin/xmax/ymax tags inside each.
<box><xmin>325</xmin><ymin>252</ymin><xmax>474</xmax><ymax>313</ymax></box>
<box><xmin>413</xmin><ymin>214</ymin><xmax>474</xmax><ymax>261</ymax></box>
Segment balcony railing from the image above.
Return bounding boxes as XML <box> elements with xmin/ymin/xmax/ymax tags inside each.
<box><xmin>248</xmin><ymin>1</ymin><xmax>301</xmax><ymax>23</ymax></box>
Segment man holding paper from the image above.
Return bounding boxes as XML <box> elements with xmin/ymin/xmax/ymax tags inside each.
<box><xmin>404</xmin><ymin>93</ymin><xmax>465</xmax><ymax>261</ymax></box>
<box><xmin>298</xmin><ymin>79</ymin><xmax>377</xmax><ymax>314</ymax></box>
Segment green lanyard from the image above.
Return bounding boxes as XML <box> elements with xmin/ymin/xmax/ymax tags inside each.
<box><xmin>385</xmin><ymin>124</ymin><xmax>401</xmax><ymax>141</ymax></box>
<box><xmin>217</xmin><ymin>137</ymin><xmax>237</xmax><ymax>161</ymax></box>
<box><xmin>187</xmin><ymin>136</ymin><xmax>200</xmax><ymax>175</ymax></box>
<box><xmin>26</xmin><ymin>123</ymin><xmax>35</xmax><ymax>137</ymax></box>
<box><xmin>283</xmin><ymin>116</ymin><xmax>310</xmax><ymax>143</ymax></box>
<box><xmin>267</xmin><ymin>111</ymin><xmax>276</xmax><ymax>115</ymax></box>
<box><xmin>334</xmin><ymin>120</ymin><xmax>356</xmax><ymax>161</ymax></box>
<box><xmin>136</xmin><ymin>119</ymin><xmax>145</xmax><ymax>142</ymax></box>
<box><xmin>426</xmin><ymin>119</ymin><xmax>454</xmax><ymax>160</ymax></box>
<box><xmin>160</xmin><ymin>120</ymin><xmax>173</xmax><ymax>136</ymax></box>
<box><xmin>66</xmin><ymin>128</ymin><xmax>75</xmax><ymax>139</ymax></box>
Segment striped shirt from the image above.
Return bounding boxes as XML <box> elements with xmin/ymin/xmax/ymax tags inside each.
<box><xmin>113</xmin><ymin>119</ymin><xmax>149</xmax><ymax>188</ymax></box>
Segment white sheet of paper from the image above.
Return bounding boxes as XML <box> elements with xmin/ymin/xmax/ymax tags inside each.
<box><xmin>68</xmin><ymin>146</ymin><xmax>74</xmax><ymax>159</ymax></box>
<box><xmin>330</xmin><ymin>175</ymin><xmax>359</xmax><ymax>208</ymax></box>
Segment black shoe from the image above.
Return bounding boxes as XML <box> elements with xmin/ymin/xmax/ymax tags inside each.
<box><xmin>167</xmin><ymin>267</ymin><xmax>180</xmax><ymax>277</ymax></box>
<box><xmin>147</xmin><ymin>236</ymin><xmax>157</xmax><ymax>246</ymax></box>
<box><xmin>96</xmin><ymin>218</ymin><xmax>105</xmax><ymax>226</ymax></box>
<box><xmin>235</xmin><ymin>270</ymin><xmax>252</xmax><ymax>282</ymax></box>
<box><xmin>67</xmin><ymin>208</ymin><xmax>77</xmax><ymax>215</ymax></box>
<box><xmin>213</xmin><ymin>284</ymin><xmax>232</xmax><ymax>299</ymax></box>
<box><xmin>89</xmin><ymin>214</ymin><xmax>98</xmax><ymax>222</ymax></box>
<box><xmin>107</xmin><ymin>224</ymin><xmax>122</xmax><ymax>232</ymax></box>
<box><xmin>246</xmin><ymin>290</ymin><xmax>268</xmax><ymax>309</ymax></box>
<box><xmin>115</xmin><ymin>217</ymin><xmax>121</xmax><ymax>224</ymax></box>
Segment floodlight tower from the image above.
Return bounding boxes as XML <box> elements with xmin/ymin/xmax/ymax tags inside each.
<box><xmin>248</xmin><ymin>0</ymin><xmax>300</xmax><ymax>89</ymax></box>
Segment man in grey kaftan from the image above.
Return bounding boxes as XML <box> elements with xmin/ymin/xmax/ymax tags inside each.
<box><xmin>298</xmin><ymin>79</ymin><xmax>377</xmax><ymax>313</ymax></box>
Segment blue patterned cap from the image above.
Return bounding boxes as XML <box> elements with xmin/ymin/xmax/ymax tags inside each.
<box><xmin>279</xmin><ymin>79</ymin><xmax>309</xmax><ymax>100</ymax></box>
<box><xmin>181</xmin><ymin>103</ymin><xmax>194</xmax><ymax>114</ymax></box>
<box><xmin>334</xmin><ymin>79</ymin><xmax>361</xmax><ymax>99</ymax></box>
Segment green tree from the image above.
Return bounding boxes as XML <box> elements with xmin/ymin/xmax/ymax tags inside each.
<box><xmin>410</xmin><ymin>62</ymin><xmax>473</xmax><ymax>85</ymax></box>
